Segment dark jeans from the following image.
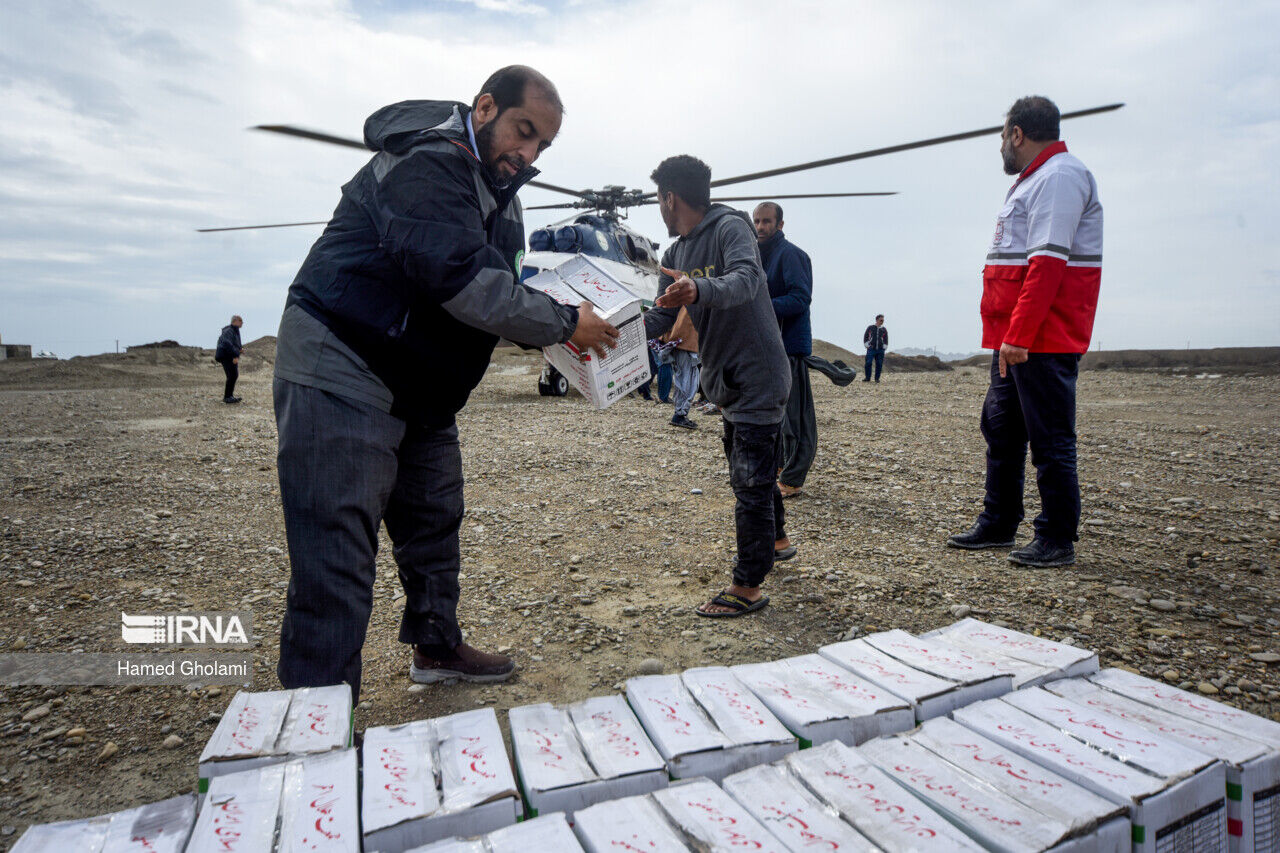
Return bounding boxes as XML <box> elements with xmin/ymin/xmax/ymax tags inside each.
<box><xmin>221</xmin><ymin>360</ymin><xmax>238</xmax><ymax>399</ymax></box>
<box><xmin>977</xmin><ymin>352</ymin><xmax>1081</xmax><ymax>546</ymax></box>
<box><xmin>722</xmin><ymin>420</ymin><xmax>786</xmax><ymax>588</ymax></box>
<box><xmin>274</xmin><ymin>379</ymin><xmax>465</xmax><ymax>700</ymax></box>
<box><xmin>780</xmin><ymin>356</ymin><xmax>817</xmax><ymax>488</ymax></box>
<box><xmin>864</xmin><ymin>348</ymin><xmax>885</xmax><ymax>380</ymax></box>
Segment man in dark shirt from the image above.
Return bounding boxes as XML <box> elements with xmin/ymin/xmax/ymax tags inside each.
<box><xmin>644</xmin><ymin>156</ymin><xmax>793</xmax><ymax>618</ymax></box>
<box><xmin>863</xmin><ymin>314</ymin><xmax>888</xmax><ymax>382</ymax></box>
<box><xmin>755</xmin><ymin>202</ymin><xmax>815</xmax><ymax>498</ymax></box>
<box><xmin>214</xmin><ymin>315</ymin><xmax>243</xmax><ymax>403</ymax></box>
<box><xmin>271</xmin><ymin>66</ymin><xmax>617</xmax><ymax>699</ymax></box>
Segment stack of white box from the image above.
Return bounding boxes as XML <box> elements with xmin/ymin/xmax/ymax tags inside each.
<box><xmin>625</xmin><ymin>667</ymin><xmax>797</xmax><ymax>783</ymax></box>
<box><xmin>197</xmin><ymin>685</ymin><xmax>353</xmax><ymax>792</ymax></box>
<box><xmin>572</xmin><ymin>780</ymin><xmax>787</xmax><ymax>852</ymax></box>
<box><xmin>508</xmin><ymin>695</ymin><xmax>667</xmax><ymax>819</ymax></box>
<box><xmin>361</xmin><ymin>708</ymin><xmax>521</xmax><ymax>852</ymax></box>
<box><xmin>923</xmin><ymin>616</ymin><xmax>1099</xmax><ymax>687</ymax></box>
<box><xmin>11</xmin><ymin>795</ymin><xmax>195</xmax><ymax>852</ymax></box>
<box><xmin>819</xmin><ymin>629</ymin><xmax>1013</xmax><ymax>721</ymax></box>
<box><xmin>730</xmin><ymin>653</ymin><xmax>915</xmax><ymax>746</ymax></box>
<box><xmin>953</xmin><ymin>687</ymin><xmax>1229</xmax><ymax>852</ymax></box>
<box><xmin>1075</xmin><ymin>668</ymin><xmax>1280</xmax><ymax>852</ymax></box>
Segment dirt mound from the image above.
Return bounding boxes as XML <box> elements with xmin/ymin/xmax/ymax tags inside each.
<box><xmin>0</xmin><ymin>339</ymin><xmax>276</xmax><ymax>391</ymax></box>
<box><xmin>811</xmin><ymin>340</ymin><xmax>951</xmax><ymax>372</ymax></box>
<box><xmin>126</xmin><ymin>340</ymin><xmax>183</xmax><ymax>350</ymax></box>
<box><xmin>953</xmin><ymin>347</ymin><xmax>1280</xmax><ymax>374</ymax></box>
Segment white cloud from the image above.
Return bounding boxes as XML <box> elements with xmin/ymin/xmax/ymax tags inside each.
<box><xmin>0</xmin><ymin>0</ymin><xmax>1277</xmax><ymax>357</ymax></box>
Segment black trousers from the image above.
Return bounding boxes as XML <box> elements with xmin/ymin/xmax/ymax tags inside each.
<box><xmin>722</xmin><ymin>420</ymin><xmax>786</xmax><ymax>588</ymax></box>
<box><xmin>780</xmin><ymin>356</ymin><xmax>817</xmax><ymax>488</ymax></box>
<box><xmin>274</xmin><ymin>379</ymin><xmax>465</xmax><ymax>700</ymax></box>
<box><xmin>977</xmin><ymin>352</ymin><xmax>1082</xmax><ymax>546</ymax></box>
<box><xmin>221</xmin><ymin>361</ymin><xmax>238</xmax><ymax>399</ymax></box>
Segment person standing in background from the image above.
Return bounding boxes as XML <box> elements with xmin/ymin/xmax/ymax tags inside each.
<box><xmin>214</xmin><ymin>315</ymin><xmax>244</xmax><ymax>403</ymax></box>
<box><xmin>755</xmin><ymin>202</ymin><xmax>815</xmax><ymax>498</ymax></box>
<box><xmin>863</xmin><ymin>314</ymin><xmax>887</xmax><ymax>382</ymax></box>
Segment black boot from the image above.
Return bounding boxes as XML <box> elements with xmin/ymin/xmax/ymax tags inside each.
<box><xmin>1008</xmin><ymin>538</ymin><xmax>1075</xmax><ymax>568</ymax></box>
<box><xmin>946</xmin><ymin>524</ymin><xmax>1016</xmax><ymax>550</ymax></box>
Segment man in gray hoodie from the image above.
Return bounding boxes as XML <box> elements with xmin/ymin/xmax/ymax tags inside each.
<box><xmin>644</xmin><ymin>155</ymin><xmax>794</xmax><ymax>617</ymax></box>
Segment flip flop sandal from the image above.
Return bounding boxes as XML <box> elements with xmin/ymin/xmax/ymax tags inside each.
<box><xmin>774</xmin><ymin>545</ymin><xmax>797</xmax><ymax>561</ymax></box>
<box><xmin>696</xmin><ymin>591</ymin><xmax>770</xmax><ymax>618</ymax></box>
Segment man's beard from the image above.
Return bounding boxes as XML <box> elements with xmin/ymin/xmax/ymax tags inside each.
<box><xmin>475</xmin><ymin>119</ymin><xmax>526</xmax><ymax>184</ymax></box>
<box><xmin>1002</xmin><ymin>143</ymin><xmax>1020</xmax><ymax>176</ymax></box>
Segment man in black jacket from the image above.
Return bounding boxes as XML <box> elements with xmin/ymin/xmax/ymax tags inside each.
<box><xmin>863</xmin><ymin>314</ymin><xmax>888</xmax><ymax>382</ymax></box>
<box><xmin>272</xmin><ymin>66</ymin><xmax>618</xmax><ymax>699</ymax></box>
<box><xmin>214</xmin><ymin>315</ymin><xmax>243</xmax><ymax>403</ymax></box>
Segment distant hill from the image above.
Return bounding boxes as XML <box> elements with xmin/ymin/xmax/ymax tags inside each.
<box><xmin>812</xmin><ymin>339</ymin><xmax>951</xmax><ymax>372</ymax></box>
<box><xmin>952</xmin><ymin>346</ymin><xmax>1280</xmax><ymax>374</ymax></box>
<box><xmin>897</xmin><ymin>346</ymin><xmax>983</xmax><ymax>362</ymax></box>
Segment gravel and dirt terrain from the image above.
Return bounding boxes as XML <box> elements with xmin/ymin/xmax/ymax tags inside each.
<box><xmin>1</xmin><ymin>340</ymin><xmax>1278</xmax><ymax>841</ymax></box>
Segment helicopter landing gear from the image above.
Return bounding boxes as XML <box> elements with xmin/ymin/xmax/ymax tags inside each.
<box><xmin>538</xmin><ymin>364</ymin><xmax>569</xmax><ymax>397</ymax></box>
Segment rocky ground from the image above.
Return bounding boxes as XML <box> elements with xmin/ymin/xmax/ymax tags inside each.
<box><xmin>0</xmin><ymin>343</ymin><xmax>1277</xmax><ymax>842</ymax></box>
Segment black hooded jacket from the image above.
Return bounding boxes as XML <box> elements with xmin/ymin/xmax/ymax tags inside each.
<box><xmin>284</xmin><ymin>100</ymin><xmax>577</xmax><ymax>425</ymax></box>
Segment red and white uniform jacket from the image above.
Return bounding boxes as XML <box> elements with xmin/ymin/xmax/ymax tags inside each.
<box><xmin>982</xmin><ymin>141</ymin><xmax>1103</xmax><ymax>353</ymax></box>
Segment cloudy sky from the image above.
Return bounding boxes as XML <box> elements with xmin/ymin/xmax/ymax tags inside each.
<box><xmin>2</xmin><ymin>0</ymin><xmax>1277</xmax><ymax>357</ymax></box>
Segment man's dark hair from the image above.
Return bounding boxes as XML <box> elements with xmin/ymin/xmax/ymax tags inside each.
<box><xmin>875</xmin><ymin>314</ymin><xmax>884</xmax><ymax>321</ymax></box>
<box><xmin>755</xmin><ymin>201</ymin><xmax>783</xmax><ymax>222</ymax></box>
<box><xmin>1006</xmin><ymin>96</ymin><xmax>1060</xmax><ymax>142</ymax></box>
<box><xmin>651</xmin><ymin>155</ymin><xmax>711</xmax><ymax>211</ymax></box>
<box><xmin>472</xmin><ymin>65</ymin><xmax>563</xmax><ymax>115</ymax></box>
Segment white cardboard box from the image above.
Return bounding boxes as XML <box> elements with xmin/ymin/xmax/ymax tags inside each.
<box><xmin>923</xmin><ymin>617</ymin><xmax>1099</xmax><ymax>682</ymax></box>
<box><xmin>923</xmin><ymin>635</ymin><xmax>1059</xmax><ymax>688</ymax></box>
<box><xmin>527</xmin><ymin>256</ymin><xmax>650</xmax><ymax>409</ymax></box>
<box><xmin>860</xmin><ymin>733</ymin><xmax>1102</xmax><ymax>852</ymax></box>
<box><xmin>784</xmin><ymin>741</ymin><xmax>986</xmax><ymax>851</ymax></box>
<box><xmin>12</xmin><ymin>795</ymin><xmax>196</xmax><ymax>853</ymax></box>
<box><xmin>819</xmin><ymin>637</ymin><xmax>964</xmax><ymax>721</ymax></box>
<box><xmin>1052</xmin><ymin>673</ymin><xmax>1280</xmax><ymax>853</ymax></box>
<box><xmin>572</xmin><ymin>792</ymin><xmax>693</xmax><ymax>852</ymax></box>
<box><xmin>484</xmin><ymin>812</ymin><xmax>584</xmax><ymax>853</ymax></box>
<box><xmin>721</xmin><ymin>763</ymin><xmax>878</xmax><ymax>851</ymax></box>
<box><xmin>953</xmin><ymin>691</ymin><xmax>1228</xmax><ymax>853</ymax></box>
<box><xmin>626</xmin><ymin>670</ymin><xmax>797</xmax><ymax>783</ymax></box>
<box><xmin>652</xmin><ymin>779</ymin><xmax>791</xmax><ymax>852</ymax></box>
<box><xmin>910</xmin><ymin>716</ymin><xmax>1130</xmax><ymax>851</ymax></box>
<box><xmin>278</xmin><ymin>748</ymin><xmax>361</xmax><ymax>853</ymax></box>
<box><xmin>509</xmin><ymin>695</ymin><xmax>667</xmax><ymax>819</ymax></box>
<box><xmin>363</xmin><ymin>709</ymin><xmax>521</xmax><ymax>853</ymax></box>
<box><xmin>187</xmin><ymin>763</ymin><xmax>287</xmax><ymax>853</ymax></box>
<box><xmin>862</xmin><ymin>628</ymin><xmax>1015</xmax><ymax>700</ymax></box>
<box><xmin>198</xmin><ymin>685</ymin><xmax>352</xmax><ymax>791</ymax></box>
<box><xmin>731</xmin><ymin>653</ymin><xmax>915</xmax><ymax>746</ymax></box>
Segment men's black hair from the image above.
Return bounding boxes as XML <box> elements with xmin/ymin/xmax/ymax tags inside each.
<box><xmin>1006</xmin><ymin>96</ymin><xmax>1060</xmax><ymax>142</ymax></box>
<box><xmin>755</xmin><ymin>201</ymin><xmax>783</xmax><ymax>222</ymax></box>
<box><xmin>875</xmin><ymin>314</ymin><xmax>884</xmax><ymax>321</ymax></box>
<box><xmin>472</xmin><ymin>65</ymin><xmax>564</xmax><ymax>115</ymax></box>
<box><xmin>650</xmin><ymin>155</ymin><xmax>711</xmax><ymax>211</ymax></box>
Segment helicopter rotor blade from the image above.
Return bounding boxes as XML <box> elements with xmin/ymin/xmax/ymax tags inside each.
<box><xmin>638</xmin><ymin>102</ymin><xmax>1124</xmax><ymax>198</ymax></box>
<box><xmin>709</xmin><ymin>191</ymin><xmax>897</xmax><ymax>202</ymax></box>
<box><xmin>524</xmin><ymin>202</ymin><xmax>584</xmax><ymax>210</ymax></box>
<box><xmin>252</xmin><ymin>125</ymin><xmax>592</xmax><ymax>200</ymax></box>
<box><xmin>196</xmin><ymin>221</ymin><xmax>328</xmax><ymax>233</ymax></box>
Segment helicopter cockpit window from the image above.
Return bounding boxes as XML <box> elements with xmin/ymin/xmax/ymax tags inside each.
<box><xmin>622</xmin><ymin>235</ymin><xmax>638</xmax><ymax>261</ymax></box>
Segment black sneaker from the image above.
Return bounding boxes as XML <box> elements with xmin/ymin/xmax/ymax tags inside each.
<box><xmin>946</xmin><ymin>524</ymin><xmax>1017</xmax><ymax>550</ymax></box>
<box><xmin>670</xmin><ymin>414</ymin><xmax>698</xmax><ymax>430</ymax></box>
<box><xmin>223</xmin><ymin>396</ymin><xmax>241</xmax><ymax>404</ymax></box>
<box><xmin>1008</xmin><ymin>538</ymin><xmax>1075</xmax><ymax>568</ymax></box>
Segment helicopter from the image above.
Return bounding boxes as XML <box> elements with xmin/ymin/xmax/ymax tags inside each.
<box><xmin>199</xmin><ymin>102</ymin><xmax>1123</xmax><ymax>396</ymax></box>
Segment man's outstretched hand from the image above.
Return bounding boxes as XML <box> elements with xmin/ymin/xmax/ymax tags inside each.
<box><xmin>569</xmin><ymin>302</ymin><xmax>620</xmax><ymax>359</ymax></box>
<box><xmin>656</xmin><ymin>266</ymin><xmax>698</xmax><ymax>308</ymax></box>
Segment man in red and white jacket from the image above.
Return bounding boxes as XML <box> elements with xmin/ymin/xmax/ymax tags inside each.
<box><xmin>948</xmin><ymin>96</ymin><xmax>1103</xmax><ymax>568</ymax></box>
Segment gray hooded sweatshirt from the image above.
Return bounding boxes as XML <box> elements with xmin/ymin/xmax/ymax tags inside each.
<box><xmin>644</xmin><ymin>204</ymin><xmax>790</xmax><ymax>425</ymax></box>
